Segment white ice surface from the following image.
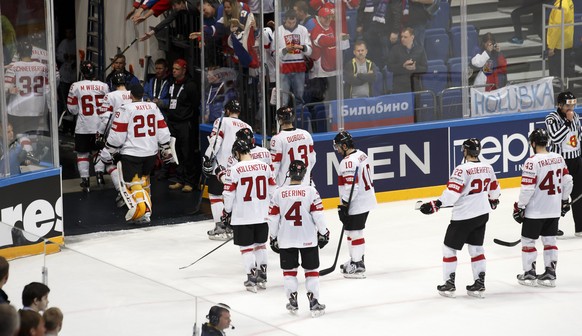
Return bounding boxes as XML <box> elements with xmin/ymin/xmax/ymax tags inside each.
<box><xmin>5</xmin><ymin>187</ymin><xmax>582</xmax><ymax>335</ymax></box>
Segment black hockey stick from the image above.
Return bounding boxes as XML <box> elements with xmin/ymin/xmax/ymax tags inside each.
<box><xmin>103</xmin><ymin>38</ymin><xmax>139</xmax><ymax>73</ymax></box>
<box><xmin>414</xmin><ymin>200</ymin><xmax>453</xmax><ymax>211</ymax></box>
<box><xmin>179</xmin><ymin>237</ymin><xmax>233</xmax><ymax>270</ymax></box>
<box><xmin>320</xmin><ymin>166</ymin><xmax>359</xmax><ymax>276</ymax></box>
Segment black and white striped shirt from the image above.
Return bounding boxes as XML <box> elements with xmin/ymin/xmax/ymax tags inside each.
<box><xmin>545</xmin><ymin>110</ymin><xmax>582</xmax><ymax>159</ymax></box>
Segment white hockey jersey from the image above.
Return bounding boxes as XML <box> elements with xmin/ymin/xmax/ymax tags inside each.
<box><xmin>205</xmin><ymin>117</ymin><xmax>252</xmax><ymax>170</ymax></box>
<box><xmin>221</xmin><ymin>146</ymin><xmax>272</xmax><ymax>183</ymax></box>
<box><xmin>268</xmin><ymin>184</ymin><xmax>328</xmax><ymax>249</ymax></box>
<box><xmin>223</xmin><ymin>159</ymin><xmax>277</xmax><ymax>225</ymax></box>
<box><xmin>98</xmin><ymin>89</ymin><xmax>132</xmax><ymax>134</ymax></box>
<box><xmin>107</xmin><ymin>101</ymin><xmax>170</xmax><ymax>157</ymax></box>
<box><xmin>518</xmin><ymin>152</ymin><xmax>573</xmax><ymax>219</ymax></box>
<box><xmin>270</xmin><ymin>128</ymin><xmax>316</xmax><ymax>186</ymax></box>
<box><xmin>439</xmin><ymin>161</ymin><xmax>501</xmax><ymax>221</ymax></box>
<box><xmin>67</xmin><ymin>80</ymin><xmax>109</xmax><ymax>134</ymax></box>
<box><xmin>338</xmin><ymin>149</ymin><xmax>377</xmax><ymax>215</ymax></box>
<box><xmin>4</xmin><ymin>61</ymin><xmax>49</xmax><ymax>117</ymax></box>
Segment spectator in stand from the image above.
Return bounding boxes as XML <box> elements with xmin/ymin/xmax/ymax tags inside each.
<box><xmin>307</xmin><ymin>7</ymin><xmax>338</xmax><ymax>103</ymax></box>
<box><xmin>547</xmin><ymin>0</ymin><xmax>575</xmax><ymax>80</ymax></box>
<box><xmin>470</xmin><ymin>33</ymin><xmax>507</xmax><ymax>92</ymax></box>
<box><xmin>387</xmin><ymin>27</ymin><xmax>427</xmax><ymax>93</ymax></box>
<box><xmin>43</xmin><ymin>307</ymin><xmax>63</xmax><ymax>336</ymax></box>
<box><xmin>310</xmin><ymin>0</ymin><xmax>358</xmax><ymax>51</ymax></box>
<box><xmin>167</xmin><ymin>59</ymin><xmax>201</xmax><ymax>193</ymax></box>
<box><xmin>144</xmin><ymin>58</ymin><xmax>171</xmax><ymax>117</ymax></box>
<box><xmin>129</xmin><ymin>0</ymin><xmax>171</xmax><ymax>24</ymax></box>
<box><xmin>508</xmin><ymin>0</ymin><xmax>548</xmax><ymax>44</ymax></box>
<box><xmin>275</xmin><ymin>9</ymin><xmax>312</xmax><ymax>106</ymax></box>
<box><xmin>344</xmin><ymin>40</ymin><xmax>380</xmax><ymax>98</ymax></box>
<box><xmin>104</xmin><ymin>54</ymin><xmax>139</xmax><ymax>91</ymax></box>
<box><xmin>140</xmin><ymin>0</ymin><xmax>198</xmax><ymax>41</ymax></box>
<box><xmin>356</xmin><ymin>0</ymin><xmax>402</xmax><ymax>68</ymax></box>
<box><xmin>21</xmin><ymin>282</ymin><xmax>50</xmax><ymax>313</ymax></box>
<box><xmin>294</xmin><ymin>1</ymin><xmax>316</xmax><ymax>32</ymax></box>
<box><xmin>203</xmin><ymin>67</ymin><xmax>238</xmax><ymax>123</ymax></box>
<box><xmin>247</xmin><ymin>0</ymin><xmax>275</xmax><ymax>30</ymax></box>
<box><xmin>18</xmin><ymin>310</ymin><xmax>45</xmax><ymax>336</ymax></box>
<box><xmin>403</xmin><ymin>0</ymin><xmax>434</xmax><ymax>48</ymax></box>
<box><xmin>0</xmin><ymin>256</ymin><xmax>10</xmax><ymax>304</ymax></box>
<box><xmin>0</xmin><ymin>304</ymin><xmax>19</xmax><ymax>336</ymax></box>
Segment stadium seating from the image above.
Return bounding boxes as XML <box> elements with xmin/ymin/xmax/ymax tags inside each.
<box><xmin>439</xmin><ymin>88</ymin><xmax>463</xmax><ymax>120</ymax></box>
<box><xmin>447</xmin><ymin>57</ymin><xmax>471</xmax><ymax>87</ymax></box>
<box><xmin>383</xmin><ymin>67</ymin><xmax>394</xmax><ymax>93</ymax></box>
<box><xmin>427</xmin><ymin>0</ymin><xmax>451</xmax><ymax>31</ymax></box>
<box><xmin>450</xmin><ymin>25</ymin><xmax>479</xmax><ymax>58</ymax></box>
<box><xmin>313</xmin><ymin>104</ymin><xmax>328</xmax><ymax>133</ymax></box>
<box><xmin>424</xmin><ymin>31</ymin><xmax>450</xmax><ymax>62</ymax></box>
<box><xmin>422</xmin><ymin>60</ymin><xmax>448</xmax><ymax>94</ymax></box>
<box><xmin>415</xmin><ymin>91</ymin><xmax>438</xmax><ymax>122</ymax></box>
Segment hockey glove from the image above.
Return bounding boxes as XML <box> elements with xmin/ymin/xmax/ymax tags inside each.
<box><xmin>221</xmin><ymin>210</ymin><xmax>232</xmax><ymax>227</ymax></box>
<box><xmin>513</xmin><ymin>202</ymin><xmax>525</xmax><ymax>224</ymax></box>
<box><xmin>95</xmin><ymin>132</ymin><xmax>105</xmax><ymax>149</ymax></box>
<box><xmin>269</xmin><ymin>236</ymin><xmax>280</xmax><ymax>254</ymax></box>
<box><xmin>159</xmin><ymin>142</ymin><xmax>174</xmax><ymax>164</ymax></box>
<box><xmin>318</xmin><ymin>229</ymin><xmax>330</xmax><ymax>249</ymax></box>
<box><xmin>561</xmin><ymin>199</ymin><xmax>571</xmax><ymax>217</ymax></box>
<box><xmin>202</xmin><ymin>155</ymin><xmax>214</xmax><ymax>177</ymax></box>
<box><xmin>337</xmin><ymin>204</ymin><xmax>350</xmax><ymax>226</ymax></box>
<box><xmin>489</xmin><ymin>199</ymin><xmax>499</xmax><ymax>210</ymax></box>
<box><xmin>420</xmin><ymin>200</ymin><xmax>442</xmax><ymax>215</ymax></box>
<box><xmin>214</xmin><ymin>165</ymin><xmax>226</xmax><ymax>183</ymax></box>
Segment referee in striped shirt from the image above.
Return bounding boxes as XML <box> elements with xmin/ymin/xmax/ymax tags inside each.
<box><xmin>545</xmin><ymin>91</ymin><xmax>582</xmax><ymax>236</ymax></box>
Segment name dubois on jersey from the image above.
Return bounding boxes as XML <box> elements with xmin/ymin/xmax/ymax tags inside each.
<box><xmin>287</xmin><ymin>134</ymin><xmax>306</xmax><ymax>142</ymax></box>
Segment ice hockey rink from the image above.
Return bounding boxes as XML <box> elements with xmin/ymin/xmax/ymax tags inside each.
<box><xmin>5</xmin><ymin>186</ymin><xmax>582</xmax><ymax>336</ymax></box>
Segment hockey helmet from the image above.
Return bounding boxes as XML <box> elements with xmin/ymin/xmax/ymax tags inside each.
<box><xmin>224</xmin><ymin>99</ymin><xmax>241</xmax><ymax>116</ymax></box>
<box><xmin>529</xmin><ymin>128</ymin><xmax>549</xmax><ymax>147</ymax></box>
<box><xmin>231</xmin><ymin>138</ymin><xmax>251</xmax><ymax>157</ymax></box>
<box><xmin>111</xmin><ymin>71</ymin><xmax>127</xmax><ymax>87</ymax></box>
<box><xmin>80</xmin><ymin>60</ymin><xmax>96</xmax><ymax>79</ymax></box>
<box><xmin>17</xmin><ymin>41</ymin><xmax>33</xmax><ymax>58</ymax></box>
<box><xmin>276</xmin><ymin>106</ymin><xmax>294</xmax><ymax>123</ymax></box>
<box><xmin>557</xmin><ymin>91</ymin><xmax>577</xmax><ymax>106</ymax></box>
<box><xmin>288</xmin><ymin>160</ymin><xmax>307</xmax><ymax>181</ymax></box>
<box><xmin>236</xmin><ymin>127</ymin><xmax>255</xmax><ymax>149</ymax></box>
<box><xmin>333</xmin><ymin>130</ymin><xmax>354</xmax><ymax>150</ymax></box>
<box><xmin>462</xmin><ymin>138</ymin><xmax>481</xmax><ymax>157</ymax></box>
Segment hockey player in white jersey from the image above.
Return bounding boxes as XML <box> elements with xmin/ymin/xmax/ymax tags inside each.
<box><xmin>222</xmin><ymin>138</ymin><xmax>277</xmax><ymax>293</ymax></box>
<box><xmin>333</xmin><ymin>131</ymin><xmax>377</xmax><ymax>279</ymax></box>
<box><xmin>270</xmin><ymin>106</ymin><xmax>316</xmax><ymax>186</ymax></box>
<box><xmin>67</xmin><ymin>61</ymin><xmax>110</xmax><ymax>192</ymax></box>
<box><xmin>268</xmin><ymin>160</ymin><xmax>329</xmax><ymax>317</ymax></box>
<box><xmin>102</xmin><ymin>84</ymin><xmax>172</xmax><ymax>223</ymax></box>
<box><xmin>5</xmin><ymin>41</ymin><xmax>49</xmax><ymax>136</ymax></box>
<box><xmin>96</xmin><ymin>71</ymin><xmax>132</xmax><ymax>202</ymax></box>
<box><xmin>218</xmin><ymin>128</ymin><xmax>272</xmax><ymax>183</ymax></box>
<box><xmin>420</xmin><ymin>138</ymin><xmax>501</xmax><ymax>298</ymax></box>
<box><xmin>513</xmin><ymin>129</ymin><xmax>573</xmax><ymax>287</ymax></box>
<box><xmin>203</xmin><ymin>100</ymin><xmax>252</xmax><ymax>240</ymax></box>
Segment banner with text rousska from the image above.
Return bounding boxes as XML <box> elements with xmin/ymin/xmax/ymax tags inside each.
<box><xmin>470</xmin><ymin>76</ymin><xmax>554</xmax><ymax>117</ymax></box>
<box><xmin>329</xmin><ymin>93</ymin><xmax>415</xmax><ymax>131</ymax></box>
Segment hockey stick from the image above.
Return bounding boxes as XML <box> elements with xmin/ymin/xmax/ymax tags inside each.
<box><xmin>414</xmin><ymin>200</ymin><xmax>453</xmax><ymax>211</ymax></box>
<box><xmin>103</xmin><ymin>38</ymin><xmax>139</xmax><ymax>73</ymax></box>
<box><xmin>179</xmin><ymin>237</ymin><xmax>233</xmax><ymax>270</ymax></box>
<box><xmin>494</xmin><ymin>193</ymin><xmax>582</xmax><ymax>247</ymax></box>
<box><xmin>320</xmin><ymin>166</ymin><xmax>359</xmax><ymax>276</ymax></box>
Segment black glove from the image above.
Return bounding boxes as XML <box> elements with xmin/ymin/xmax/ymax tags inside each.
<box><xmin>269</xmin><ymin>236</ymin><xmax>280</xmax><ymax>254</ymax></box>
<box><xmin>318</xmin><ymin>229</ymin><xmax>330</xmax><ymax>249</ymax></box>
<box><xmin>95</xmin><ymin>133</ymin><xmax>105</xmax><ymax>149</ymax></box>
<box><xmin>215</xmin><ymin>165</ymin><xmax>226</xmax><ymax>182</ymax></box>
<box><xmin>202</xmin><ymin>155</ymin><xmax>214</xmax><ymax>177</ymax></box>
<box><xmin>337</xmin><ymin>204</ymin><xmax>350</xmax><ymax>225</ymax></box>
<box><xmin>221</xmin><ymin>210</ymin><xmax>232</xmax><ymax>227</ymax></box>
<box><xmin>489</xmin><ymin>199</ymin><xmax>499</xmax><ymax>210</ymax></box>
<box><xmin>561</xmin><ymin>199</ymin><xmax>571</xmax><ymax>217</ymax></box>
<box><xmin>513</xmin><ymin>202</ymin><xmax>525</xmax><ymax>224</ymax></box>
<box><xmin>420</xmin><ymin>200</ymin><xmax>442</xmax><ymax>215</ymax></box>
<box><xmin>113</xmin><ymin>152</ymin><xmax>122</xmax><ymax>164</ymax></box>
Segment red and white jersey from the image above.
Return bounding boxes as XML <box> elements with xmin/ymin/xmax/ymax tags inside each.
<box><xmin>223</xmin><ymin>159</ymin><xmax>277</xmax><ymax>225</ymax></box>
<box><xmin>518</xmin><ymin>152</ymin><xmax>573</xmax><ymax>219</ymax></box>
<box><xmin>205</xmin><ymin>117</ymin><xmax>252</xmax><ymax>169</ymax></box>
<box><xmin>338</xmin><ymin>149</ymin><xmax>377</xmax><ymax>215</ymax></box>
<box><xmin>31</xmin><ymin>46</ymin><xmax>60</xmax><ymax>83</ymax></box>
<box><xmin>107</xmin><ymin>101</ymin><xmax>170</xmax><ymax>157</ymax></box>
<box><xmin>270</xmin><ymin>128</ymin><xmax>316</xmax><ymax>186</ymax></box>
<box><xmin>268</xmin><ymin>184</ymin><xmax>328</xmax><ymax>249</ymax></box>
<box><xmin>439</xmin><ymin>161</ymin><xmax>501</xmax><ymax>221</ymax></box>
<box><xmin>4</xmin><ymin>60</ymin><xmax>49</xmax><ymax>117</ymax></box>
<box><xmin>98</xmin><ymin>89</ymin><xmax>132</xmax><ymax>134</ymax></box>
<box><xmin>67</xmin><ymin>80</ymin><xmax>109</xmax><ymax>134</ymax></box>
<box><xmin>221</xmin><ymin>146</ymin><xmax>272</xmax><ymax>183</ymax></box>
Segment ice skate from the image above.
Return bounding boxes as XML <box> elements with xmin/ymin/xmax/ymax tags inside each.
<box><xmin>307</xmin><ymin>292</ymin><xmax>325</xmax><ymax>318</ymax></box>
<box><xmin>80</xmin><ymin>177</ymin><xmax>90</xmax><ymax>193</ymax></box>
<box><xmin>466</xmin><ymin>272</ymin><xmax>485</xmax><ymax>298</ymax></box>
<box><xmin>257</xmin><ymin>264</ymin><xmax>267</xmax><ymax>290</ymax></box>
<box><xmin>437</xmin><ymin>273</ymin><xmax>456</xmax><ymax>298</ymax></box>
<box><xmin>340</xmin><ymin>259</ymin><xmax>366</xmax><ymax>279</ymax></box>
<box><xmin>96</xmin><ymin>172</ymin><xmax>105</xmax><ymax>186</ymax></box>
<box><xmin>244</xmin><ymin>271</ymin><xmax>258</xmax><ymax>293</ymax></box>
<box><xmin>207</xmin><ymin>222</ymin><xmax>231</xmax><ymax>241</ymax></box>
<box><xmin>517</xmin><ymin>262</ymin><xmax>538</xmax><ymax>287</ymax></box>
<box><xmin>286</xmin><ymin>291</ymin><xmax>298</xmax><ymax>314</ymax></box>
<box><xmin>133</xmin><ymin>211</ymin><xmax>151</xmax><ymax>224</ymax></box>
<box><xmin>537</xmin><ymin>266</ymin><xmax>556</xmax><ymax>287</ymax></box>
